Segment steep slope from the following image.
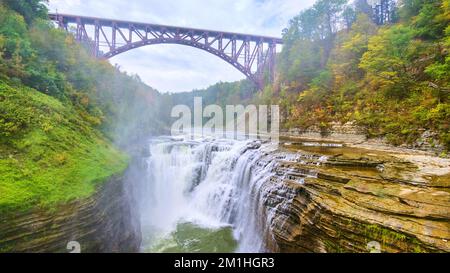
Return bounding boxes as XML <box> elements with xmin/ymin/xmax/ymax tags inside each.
<box><xmin>0</xmin><ymin>80</ymin><xmax>128</xmax><ymax>213</ymax></box>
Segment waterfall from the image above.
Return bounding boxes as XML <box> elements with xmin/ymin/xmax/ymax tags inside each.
<box><xmin>138</xmin><ymin>136</ymin><xmax>276</xmax><ymax>252</ymax></box>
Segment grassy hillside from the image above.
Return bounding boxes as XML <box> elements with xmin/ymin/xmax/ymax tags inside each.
<box><xmin>0</xmin><ymin>81</ymin><xmax>128</xmax><ymax>213</ymax></box>
<box><xmin>0</xmin><ymin>1</ymin><xmax>161</xmax><ymax>213</ymax></box>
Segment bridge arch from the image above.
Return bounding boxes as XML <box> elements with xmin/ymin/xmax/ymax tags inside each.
<box><xmin>49</xmin><ymin>13</ymin><xmax>283</xmax><ymax>88</ymax></box>
<box><xmin>105</xmin><ymin>38</ymin><xmax>254</xmax><ymax>81</ymax></box>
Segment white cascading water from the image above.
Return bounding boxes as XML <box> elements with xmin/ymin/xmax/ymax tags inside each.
<box><xmin>138</xmin><ymin>135</ymin><xmax>277</xmax><ymax>252</ymax></box>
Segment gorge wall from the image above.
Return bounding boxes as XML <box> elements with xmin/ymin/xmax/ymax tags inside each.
<box><xmin>282</xmin><ymin>122</ymin><xmax>448</xmax><ymax>155</ymax></box>
<box><xmin>134</xmin><ymin>137</ymin><xmax>449</xmax><ymax>253</ymax></box>
<box><xmin>257</xmin><ymin>149</ymin><xmax>450</xmax><ymax>253</ymax></box>
<box><xmin>0</xmin><ymin>174</ymin><xmax>141</xmax><ymax>253</ymax></box>
<box><xmin>2</xmin><ymin>137</ymin><xmax>448</xmax><ymax>253</ymax></box>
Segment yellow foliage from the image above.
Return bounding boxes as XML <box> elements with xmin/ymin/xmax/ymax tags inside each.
<box><xmin>53</xmin><ymin>153</ymin><xmax>68</xmax><ymax>166</ymax></box>
<box><xmin>80</xmin><ymin>95</ymin><xmax>89</xmax><ymax>106</ymax></box>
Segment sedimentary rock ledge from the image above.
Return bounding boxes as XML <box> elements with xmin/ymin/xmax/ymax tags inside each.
<box><xmin>258</xmin><ymin>146</ymin><xmax>450</xmax><ymax>253</ymax></box>
<box><xmin>0</xmin><ymin>175</ymin><xmax>141</xmax><ymax>253</ymax></box>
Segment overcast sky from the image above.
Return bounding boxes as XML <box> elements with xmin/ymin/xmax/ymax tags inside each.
<box><xmin>48</xmin><ymin>0</ymin><xmax>315</xmax><ymax>93</ymax></box>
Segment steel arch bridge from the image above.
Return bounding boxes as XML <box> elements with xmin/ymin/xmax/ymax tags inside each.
<box><xmin>49</xmin><ymin>13</ymin><xmax>283</xmax><ymax>88</ymax></box>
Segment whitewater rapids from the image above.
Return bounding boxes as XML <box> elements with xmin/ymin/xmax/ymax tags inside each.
<box><xmin>136</xmin><ymin>135</ymin><xmax>279</xmax><ymax>252</ymax></box>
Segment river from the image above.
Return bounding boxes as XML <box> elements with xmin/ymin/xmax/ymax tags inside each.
<box><xmin>135</xmin><ymin>134</ymin><xmax>357</xmax><ymax>253</ymax></box>
<box><xmin>133</xmin><ymin>134</ymin><xmax>280</xmax><ymax>253</ymax></box>
<box><xmin>131</xmin><ymin>133</ymin><xmax>450</xmax><ymax>253</ymax></box>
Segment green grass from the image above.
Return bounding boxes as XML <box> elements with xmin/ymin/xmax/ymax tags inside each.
<box><xmin>0</xmin><ymin>80</ymin><xmax>128</xmax><ymax>214</ymax></box>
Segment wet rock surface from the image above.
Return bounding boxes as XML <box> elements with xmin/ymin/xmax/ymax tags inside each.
<box><xmin>0</xmin><ymin>175</ymin><xmax>141</xmax><ymax>253</ymax></box>
<box><xmin>258</xmin><ymin>141</ymin><xmax>450</xmax><ymax>253</ymax></box>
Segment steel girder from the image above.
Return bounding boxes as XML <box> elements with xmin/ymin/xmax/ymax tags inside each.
<box><xmin>49</xmin><ymin>13</ymin><xmax>283</xmax><ymax>88</ymax></box>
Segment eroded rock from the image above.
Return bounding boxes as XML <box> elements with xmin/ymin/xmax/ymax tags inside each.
<box><xmin>256</xmin><ymin>149</ymin><xmax>450</xmax><ymax>253</ymax></box>
<box><xmin>0</xmin><ymin>175</ymin><xmax>141</xmax><ymax>253</ymax></box>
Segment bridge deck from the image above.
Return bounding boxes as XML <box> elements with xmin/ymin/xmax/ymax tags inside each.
<box><xmin>48</xmin><ymin>13</ymin><xmax>283</xmax><ymax>44</ymax></box>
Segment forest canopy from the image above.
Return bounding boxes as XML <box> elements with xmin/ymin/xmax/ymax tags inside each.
<box><xmin>259</xmin><ymin>0</ymin><xmax>450</xmax><ymax>152</ymax></box>
<box><xmin>0</xmin><ymin>0</ymin><xmax>162</xmax><ymax>212</ymax></box>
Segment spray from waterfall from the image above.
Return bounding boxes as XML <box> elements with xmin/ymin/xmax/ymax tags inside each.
<box><xmin>137</xmin><ymin>135</ymin><xmax>278</xmax><ymax>252</ymax></box>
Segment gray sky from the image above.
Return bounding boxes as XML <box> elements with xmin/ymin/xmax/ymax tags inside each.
<box><xmin>48</xmin><ymin>0</ymin><xmax>315</xmax><ymax>93</ymax></box>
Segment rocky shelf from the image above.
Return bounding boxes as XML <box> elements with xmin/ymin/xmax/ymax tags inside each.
<box><xmin>257</xmin><ymin>149</ymin><xmax>450</xmax><ymax>253</ymax></box>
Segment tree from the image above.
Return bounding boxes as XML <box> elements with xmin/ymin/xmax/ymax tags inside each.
<box><xmin>373</xmin><ymin>0</ymin><xmax>397</xmax><ymax>24</ymax></box>
<box><xmin>278</xmin><ymin>36</ymin><xmax>324</xmax><ymax>87</ymax></box>
<box><xmin>355</xmin><ymin>0</ymin><xmax>374</xmax><ymax>17</ymax></box>
<box><xmin>1</xmin><ymin>0</ymin><xmax>48</xmax><ymax>24</ymax></box>
<box><xmin>412</xmin><ymin>0</ymin><xmax>449</xmax><ymax>39</ymax></box>
<box><xmin>343</xmin><ymin>6</ymin><xmax>357</xmax><ymax>30</ymax></box>
<box><xmin>314</xmin><ymin>0</ymin><xmax>348</xmax><ymax>38</ymax></box>
<box><xmin>399</xmin><ymin>0</ymin><xmax>428</xmax><ymax>20</ymax></box>
<box><xmin>0</xmin><ymin>34</ymin><xmax>3</xmax><ymax>54</ymax></box>
<box><xmin>0</xmin><ymin>5</ymin><xmax>34</xmax><ymax>78</ymax></box>
<box><xmin>424</xmin><ymin>0</ymin><xmax>450</xmax><ymax>85</ymax></box>
<box><xmin>283</xmin><ymin>0</ymin><xmax>348</xmax><ymax>41</ymax></box>
<box><xmin>331</xmin><ymin>14</ymin><xmax>378</xmax><ymax>80</ymax></box>
<box><xmin>0</xmin><ymin>34</ymin><xmax>6</xmax><ymax>74</ymax></box>
<box><xmin>283</xmin><ymin>8</ymin><xmax>320</xmax><ymax>41</ymax></box>
<box><xmin>359</xmin><ymin>25</ymin><xmax>419</xmax><ymax>98</ymax></box>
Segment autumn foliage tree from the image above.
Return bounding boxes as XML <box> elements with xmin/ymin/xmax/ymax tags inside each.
<box><xmin>267</xmin><ymin>0</ymin><xmax>450</xmax><ymax>150</ymax></box>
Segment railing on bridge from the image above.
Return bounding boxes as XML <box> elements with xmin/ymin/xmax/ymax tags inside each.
<box><xmin>49</xmin><ymin>13</ymin><xmax>283</xmax><ymax>88</ymax></box>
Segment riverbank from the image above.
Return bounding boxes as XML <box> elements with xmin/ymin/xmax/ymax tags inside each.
<box><xmin>280</xmin><ymin>125</ymin><xmax>450</xmax><ymax>179</ymax></box>
<box><xmin>260</xmin><ymin>138</ymin><xmax>450</xmax><ymax>252</ymax></box>
<box><xmin>129</xmin><ymin>135</ymin><xmax>450</xmax><ymax>253</ymax></box>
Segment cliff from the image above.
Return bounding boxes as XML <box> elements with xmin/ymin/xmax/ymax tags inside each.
<box><xmin>282</xmin><ymin>122</ymin><xmax>448</xmax><ymax>155</ymax></box>
<box><xmin>0</xmin><ymin>174</ymin><xmax>141</xmax><ymax>253</ymax></box>
<box><xmin>258</xmin><ymin>145</ymin><xmax>450</xmax><ymax>253</ymax></box>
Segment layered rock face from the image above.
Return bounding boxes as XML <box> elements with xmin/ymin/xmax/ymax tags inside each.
<box><xmin>0</xmin><ymin>175</ymin><xmax>141</xmax><ymax>253</ymax></box>
<box><xmin>283</xmin><ymin>122</ymin><xmax>447</xmax><ymax>154</ymax></box>
<box><xmin>283</xmin><ymin>122</ymin><xmax>367</xmax><ymax>143</ymax></box>
<box><xmin>258</xmin><ymin>145</ymin><xmax>450</xmax><ymax>253</ymax></box>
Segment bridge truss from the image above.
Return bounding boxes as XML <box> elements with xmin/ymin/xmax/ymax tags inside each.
<box><xmin>49</xmin><ymin>13</ymin><xmax>283</xmax><ymax>88</ymax></box>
